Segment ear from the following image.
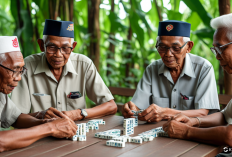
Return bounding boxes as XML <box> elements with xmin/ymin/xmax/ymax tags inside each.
<box><xmin>72</xmin><ymin>41</ymin><xmax>77</xmax><ymax>50</ymax></box>
<box><xmin>37</xmin><ymin>39</ymin><xmax>45</xmax><ymax>52</ymax></box>
<box><xmin>186</xmin><ymin>41</ymin><xmax>194</xmax><ymax>53</ymax></box>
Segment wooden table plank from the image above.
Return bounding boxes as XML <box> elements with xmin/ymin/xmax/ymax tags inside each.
<box><xmin>117</xmin><ymin>138</ymin><xmax>178</xmax><ymax>157</ymax></box>
<box><xmin>179</xmin><ymin>144</ymin><xmax>223</xmax><ymax>157</ymax></box>
<box><xmin>32</xmin><ymin>116</ymin><xmax>124</xmax><ymax>157</ymax></box>
<box><xmin>0</xmin><ymin>115</ymin><xmax>123</xmax><ymax>157</ymax></box>
<box><xmin>64</xmin><ymin>121</ymin><xmax>179</xmax><ymax>157</ymax></box>
<box><xmin>145</xmin><ymin>139</ymin><xmax>199</xmax><ymax>157</ymax></box>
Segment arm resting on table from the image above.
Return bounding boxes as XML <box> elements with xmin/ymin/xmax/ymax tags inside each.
<box><xmin>0</xmin><ymin>123</ymin><xmax>52</xmax><ymax>152</ymax></box>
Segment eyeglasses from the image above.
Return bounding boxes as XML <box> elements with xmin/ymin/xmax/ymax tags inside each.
<box><xmin>156</xmin><ymin>42</ymin><xmax>189</xmax><ymax>54</ymax></box>
<box><xmin>46</xmin><ymin>45</ymin><xmax>73</xmax><ymax>54</ymax></box>
<box><xmin>0</xmin><ymin>64</ymin><xmax>27</xmax><ymax>78</ymax></box>
<box><xmin>210</xmin><ymin>42</ymin><xmax>232</xmax><ymax>56</ymax></box>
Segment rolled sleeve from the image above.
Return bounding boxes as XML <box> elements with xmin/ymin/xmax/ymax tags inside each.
<box><xmin>1</xmin><ymin>95</ymin><xmax>21</xmax><ymax>128</ymax></box>
<box><xmin>85</xmin><ymin>62</ymin><xmax>114</xmax><ymax>105</ymax></box>
<box><xmin>131</xmin><ymin>66</ymin><xmax>152</xmax><ymax>110</ymax></box>
<box><xmin>194</xmin><ymin>66</ymin><xmax>220</xmax><ymax>113</ymax></box>
<box><xmin>221</xmin><ymin>99</ymin><xmax>232</xmax><ymax>124</ymax></box>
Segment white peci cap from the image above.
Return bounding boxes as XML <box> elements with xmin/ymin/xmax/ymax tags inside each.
<box><xmin>0</xmin><ymin>36</ymin><xmax>21</xmax><ymax>54</ymax></box>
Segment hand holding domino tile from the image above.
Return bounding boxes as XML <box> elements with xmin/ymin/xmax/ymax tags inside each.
<box><xmin>137</xmin><ymin>104</ymin><xmax>170</xmax><ymax>122</ymax></box>
<box><xmin>122</xmin><ymin>101</ymin><xmax>141</xmax><ymax>118</ymax></box>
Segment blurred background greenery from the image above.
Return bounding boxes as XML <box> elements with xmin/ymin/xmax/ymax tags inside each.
<box><xmin>0</xmin><ymin>0</ymin><xmax>226</xmax><ymax>107</ymax></box>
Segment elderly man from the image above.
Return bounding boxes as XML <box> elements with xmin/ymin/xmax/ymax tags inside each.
<box><xmin>0</xmin><ymin>36</ymin><xmax>77</xmax><ymax>152</ymax></box>
<box><xmin>163</xmin><ymin>13</ymin><xmax>232</xmax><ymax>148</ymax></box>
<box><xmin>122</xmin><ymin>20</ymin><xmax>220</xmax><ymax>122</ymax></box>
<box><xmin>11</xmin><ymin>19</ymin><xmax>117</xmax><ymax>120</ymax></box>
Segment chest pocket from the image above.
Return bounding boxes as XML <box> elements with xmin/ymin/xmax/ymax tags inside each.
<box><xmin>33</xmin><ymin>95</ymin><xmax>52</xmax><ymax>111</ymax></box>
<box><xmin>66</xmin><ymin>93</ymin><xmax>85</xmax><ymax>111</ymax></box>
<box><xmin>152</xmin><ymin>96</ymin><xmax>169</xmax><ymax>108</ymax></box>
<box><xmin>180</xmin><ymin>96</ymin><xmax>195</xmax><ymax>110</ymax></box>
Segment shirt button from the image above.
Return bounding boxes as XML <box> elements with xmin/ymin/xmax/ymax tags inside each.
<box><xmin>173</xmin><ymin>89</ymin><xmax>176</xmax><ymax>92</ymax></box>
<box><xmin>173</xmin><ymin>105</ymin><xmax>176</xmax><ymax>108</ymax></box>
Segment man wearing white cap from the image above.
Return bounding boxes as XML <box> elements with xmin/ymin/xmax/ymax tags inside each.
<box><xmin>11</xmin><ymin>19</ymin><xmax>117</xmax><ymax>121</ymax></box>
<box><xmin>162</xmin><ymin>14</ymin><xmax>232</xmax><ymax>151</ymax></box>
<box><xmin>0</xmin><ymin>36</ymin><xmax>77</xmax><ymax>152</ymax></box>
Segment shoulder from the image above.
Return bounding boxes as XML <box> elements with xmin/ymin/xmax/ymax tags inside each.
<box><xmin>146</xmin><ymin>59</ymin><xmax>163</xmax><ymax>70</ymax></box>
<box><xmin>188</xmin><ymin>53</ymin><xmax>212</xmax><ymax>69</ymax></box>
<box><xmin>69</xmin><ymin>53</ymin><xmax>93</xmax><ymax>65</ymax></box>
<box><xmin>24</xmin><ymin>53</ymin><xmax>44</xmax><ymax>64</ymax></box>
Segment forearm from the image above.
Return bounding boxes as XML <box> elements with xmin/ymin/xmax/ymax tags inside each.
<box><xmin>189</xmin><ymin>112</ymin><xmax>227</xmax><ymax>128</ymax></box>
<box><xmin>28</xmin><ymin>112</ymin><xmax>39</xmax><ymax>117</ymax></box>
<box><xmin>68</xmin><ymin>100</ymin><xmax>117</xmax><ymax>120</ymax></box>
<box><xmin>187</xmin><ymin>126</ymin><xmax>229</xmax><ymax>146</ymax></box>
<box><xmin>0</xmin><ymin>123</ymin><xmax>52</xmax><ymax>152</ymax></box>
<box><xmin>166</xmin><ymin>108</ymin><xmax>209</xmax><ymax>118</ymax></box>
<box><xmin>85</xmin><ymin>100</ymin><xmax>117</xmax><ymax>118</ymax></box>
<box><xmin>12</xmin><ymin>114</ymin><xmax>45</xmax><ymax>128</ymax></box>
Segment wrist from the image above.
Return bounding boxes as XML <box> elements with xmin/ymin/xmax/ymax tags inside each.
<box><xmin>165</xmin><ymin>108</ymin><xmax>180</xmax><ymax>117</ymax></box>
<box><xmin>44</xmin><ymin>122</ymin><xmax>54</xmax><ymax>136</ymax></box>
<box><xmin>191</xmin><ymin>117</ymin><xmax>200</xmax><ymax>127</ymax></box>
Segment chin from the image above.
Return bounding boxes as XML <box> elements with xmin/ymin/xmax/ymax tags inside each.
<box><xmin>223</xmin><ymin>66</ymin><xmax>232</xmax><ymax>74</ymax></box>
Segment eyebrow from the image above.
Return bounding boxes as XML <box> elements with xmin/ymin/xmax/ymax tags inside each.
<box><xmin>158</xmin><ymin>42</ymin><xmax>181</xmax><ymax>46</ymax></box>
<box><xmin>46</xmin><ymin>42</ymin><xmax>71</xmax><ymax>47</ymax></box>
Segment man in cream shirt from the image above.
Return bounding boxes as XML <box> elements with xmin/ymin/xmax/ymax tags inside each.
<box><xmin>11</xmin><ymin>19</ymin><xmax>117</xmax><ymax>121</ymax></box>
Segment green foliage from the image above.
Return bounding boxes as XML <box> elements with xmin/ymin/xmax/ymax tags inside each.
<box><xmin>0</xmin><ymin>0</ymin><xmax>226</xmax><ymax>107</ymax></box>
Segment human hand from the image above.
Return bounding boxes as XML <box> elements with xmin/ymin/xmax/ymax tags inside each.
<box><xmin>122</xmin><ymin>101</ymin><xmax>140</xmax><ymax>118</ymax></box>
<box><xmin>49</xmin><ymin>115</ymin><xmax>78</xmax><ymax>139</ymax></box>
<box><xmin>167</xmin><ymin>113</ymin><xmax>195</xmax><ymax>127</ymax></box>
<box><xmin>42</xmin><ymin>107</ymin><xmax>67</xmax><ymax>119</ymax></box>
<box><xmin>162</xmin><ymin>119</ymin><xmax>190</xmax><ymax>139</ymax></box>
<box><xmin>138</xmin><ymin>104</ymin><xmax>168</xmax><ymax>122</ymax></box>
<box><xmin>62</xmin><ymin>110</ymin><xmax>83</xmax><ymax>121</ymax></box>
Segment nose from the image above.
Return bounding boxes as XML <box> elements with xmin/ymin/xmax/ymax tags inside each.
<box><xmin>13</xmin><ymin>74</ymin><xmax>21</xmax><ymax>82</ymax></box>
<box><xmin>165</xmin><ymin>48</ymin><xmax>174</xmax><ymax>57</ymax></box>
<box><xmin>54</xmin><ymin>48</ymin><xmax>63</xmax><ymax>57</ymax></box>
<box><xmin>216</xmin><ymin>52</ymin><xmax>222</xmax><ymax>60</ymax></box>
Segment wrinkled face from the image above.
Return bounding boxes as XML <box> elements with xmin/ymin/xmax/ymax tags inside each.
<box><xmin>41</xmin><ymin>35</ymin><xmax>73</xmax><ymax>69</ymax></box>
<box><xmin>157</xmin><ymin>36</ymin><xmax>193</xmax><ymax>69</ymax></box>
<box><xmin>213</xmin><ymin>28</ymin><xmax>232</xmax><ymax>74</ymax></box>
<box><xmin>0</xmin><ymin>51</ymin><xmax>24</xmax><ymax>94</ymax></box>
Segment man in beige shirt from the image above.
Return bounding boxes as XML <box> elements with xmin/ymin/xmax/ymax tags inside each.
<box><xmin>11</xmin><ymin>19</ymin><xmax>117</xmax><ymax>121</ymax></box>
<box><xmin>162</xmin><ymin>14</ymin><xmax>232</xmax><ymax>152</ymax></box>
<box><xmin>0</xmin><ymin>36</ymin><xmax>77</xmax><ymax>152</ymax></box>
<box><xmin>122</xmin><ymin>20</ymin><xmax>220</xmax><ymax>122</ymax></box>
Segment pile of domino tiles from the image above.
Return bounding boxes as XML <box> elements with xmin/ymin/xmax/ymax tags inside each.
<box><xmin>72</xmin><ymin>119</ymin><xmax>105</xmax><ymax>141</ymax></box>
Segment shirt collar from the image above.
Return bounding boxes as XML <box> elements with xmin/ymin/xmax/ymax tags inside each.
<box><xmin>34</xmin><ymin>52</ymin><xmax>78</xmax><ymax>77</ymax></box>
<box><xmin>158</xmin><ymin>53</ymin><xmax>196</xmax><ymax>78</ymax></box>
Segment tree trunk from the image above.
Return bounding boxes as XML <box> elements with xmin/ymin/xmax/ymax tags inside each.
<box><xmin>88</xmin><ymin>0</ymin><xmax>101</xmax><ymax>72</ymax></box>
<box><xmin>219</xmin><ymin>0</ymin><xmax>232</xmax><ymax>95</ymax></box>
<box><xmin>69</xmin><ymin>0</ymin><xmax>74</xmax><ymax>21</ymax></box>
<box><xmin>125</xmin><ymin>26</ymin><xmax>132</xmax><ymax>80</ymax></box>
<box><xmin>107</xmin><ymin>0</ymin><xmax>115</xmax><ymax>77</ymax></box>
<box><xmin>54</xmin><ymin>0</ymin><xmax>60</xmax><ymax>20</ymax></box>
<box><xmin>154</xmin><ymin>0</ymin><xmax>162</xmax><ymax>21</ymax></box>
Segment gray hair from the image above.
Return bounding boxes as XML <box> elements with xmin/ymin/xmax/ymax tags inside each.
<box><xmin>0</xmin><ymin>54</ymin><xmax>7</xmax><ymax>65</ymax></box>
<box><xmin>156</xmin><ymin>36</ymin><xmax>190</xmax><ymax>43</ymax></box>
<box><xmin>210</xmin><ymin>13</ymin><xmax>232</xmax><ymax>41</ymax></box>
<box><xmin>42</xmin><ymin>35</ymin><xmax>74</xmax><ymax>51</ymax></box>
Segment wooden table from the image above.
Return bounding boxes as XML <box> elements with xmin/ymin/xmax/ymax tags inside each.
<box><xmin>0</xmin><ymin>115</ymin><xmax>223</xmax><ymax>157</ymax></box>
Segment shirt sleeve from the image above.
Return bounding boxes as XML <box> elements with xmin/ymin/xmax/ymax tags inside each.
<box><xmin>85</xmin><ymin>61</ymin><xmax>114</xmax><ymax>105</ymax></box>
<box><xmin>131</xmin><ymin>66</ymin><xmax>152</xmax><ymax>110</ymax></box>
<box><xmin>1</xmin><ymin>95</ymin><xmax>21</xmax><ymax>128</ymax></box>
<box><xmin>221</xmin><ymin>99</ymin><xmax>232</xmax><ymax>124</ymax></box>
<box><xmin>194</xmin><ymin>66</ymin><xmax>220</xmax><ymax>114</ymax></box>
<box><xmin>11</xmin><ymin>72</ymin><xmax>31</xmax><ymax>114</ymax></box>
